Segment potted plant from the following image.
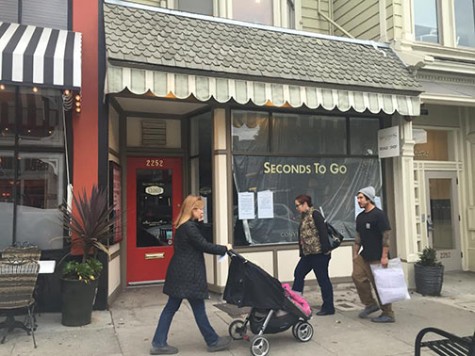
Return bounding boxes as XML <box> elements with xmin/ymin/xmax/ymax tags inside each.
<box><xmin>414</xmin><ymin>247</ymin><xmax>444</xmax><ymax>296</ymax></box>
<box><xmin>59</xmin><ymin>185</ymin><xmax>115</xmax><ymax>326</ymax></box>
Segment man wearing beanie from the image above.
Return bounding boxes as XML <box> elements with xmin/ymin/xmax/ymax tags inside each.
<box><xmin>352</xmin><ymin>186</ymin><xmax>395</xmax><ymax>323</ymax></box>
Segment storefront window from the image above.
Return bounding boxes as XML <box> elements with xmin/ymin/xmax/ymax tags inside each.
<box><xmin>0</xmin><ymin>152</ymin><xmax>14</xmax><ymax>249</ymax></box>
<box><xmin>0</xmin><ymin>86</ymin><xmax>65</xmax><ymax>250</ymax></box>
<box><xmin>273</xmin><ymin>114</ymin><xmax>346</xmax><ymax>154</ymax></box>
<box><xmin>1</xmin><ymin>87</ymin><xmax>64</xmax><ymax>147</ymax></box>
<box><xmin>455</xmin><ymin>0</ymin><xmax>475</xmax><ymax>48</ymax></box>
<box><xmin>414</xmin><ymin>0</ymin><xmax>440</xmax><ymax>44</ymax></box>
<box><xmin>233</xmin><ymin>156</ymin><xmax>381</xmax><ymax>246</ymax></box>
<box><xmin>15</xmin><ymin>153</ymin><xmax>64</xmax><ymax>249</ymax></box>
<box><xmin>232</xmin><ymin>111</ymin><xmax>269</xmax><ymax>152</ymax></box>
<box><xmin>350</xmin><ymin>118</ymin><xmax>380</xmax><ymax>155</ymax></box>
<box><xmin>232</xmin><ymin>110</ymin><xmax>382</xmax><ymax>246</ymax></box>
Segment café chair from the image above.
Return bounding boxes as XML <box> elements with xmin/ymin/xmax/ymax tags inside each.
<box><xmin>0</xmin><ymin>259</ymin><xmax>40</xmax><ymax>348</ymax></box>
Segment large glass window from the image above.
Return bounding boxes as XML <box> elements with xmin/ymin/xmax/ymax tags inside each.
<box><xmin>232</xmin><ymin>111</ymin><xmax>382</xmax><ymax>246</ymax></box>
<box><xmin>287</xmin><ymin>0</ymin><xmax>295</xmax><ymax>29</ymax></box>
<box><xmin>414</xmin><ymin>0</ymin><xmax>440</xmax><ymax>44</ymax></box>
<box><xmin>1</xmin><ymin>87</ymin><xmax>64</xmax><ymax>146</ymax></box>
<box><xmin>273</xmin><ymin>114</ymin><xmax>346</xmax><ymax>154</ymax></box>
<box><xmin>0</xmin><ymin>86</ymin><xmax>65</xmax><ymax>250</ymax></box>
<box><xmin>0</xmin><ymin>0</ymin><xmax>68</xmax><ymax>29</ymax></box>
<box><xmin>232</xmin><ymin>111</ymin><xmax>269</xmax><ymax>152</ymax></box>
<box><xmin>350</xmin><ymin>118</ymin><xmax>380</xmax><ymax>155</ymax></box>
<box><xmin>190</xmin><ymin>112</ymin><xmax>213</xmax><ymax>241</ymax></box>
<box><xmin>232</xmin><ymin>0</ymin><xmax>273</xmax><ymax>25</ymax></box>
<box><xmin>176</xmin><ymin>0</ymin><xmax>213</xmax><ymax>15</ymax></box>
<box><xmin>455</xmin><ymin>0</ymin><xmax>475</xmax><ymax>47</ymax></box>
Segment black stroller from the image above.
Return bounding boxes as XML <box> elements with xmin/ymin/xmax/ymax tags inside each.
<box><xmin>223</xmin><ymin>251</ymin><xmax>314</xmax><ymax>356</ymax></box>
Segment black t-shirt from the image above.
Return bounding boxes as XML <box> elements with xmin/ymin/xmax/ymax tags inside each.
<box><xmin>356</xmin><ymin>207</ymin><xmax>391</xmax><ymax>261</ymax></box>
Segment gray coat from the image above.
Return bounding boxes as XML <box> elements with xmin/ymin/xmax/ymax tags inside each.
<box><xmin>163</xmin><ymin>220</ymin><xmax>227</xmax><ymax>299</ymax></box>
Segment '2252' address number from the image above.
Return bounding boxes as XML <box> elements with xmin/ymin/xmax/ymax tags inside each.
<box><xmin>145</xmin><ymin>159</ymin><xmax>164</xmax><ymax>167</ymax></box>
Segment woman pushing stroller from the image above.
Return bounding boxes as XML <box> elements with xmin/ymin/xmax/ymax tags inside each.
<box><xmin>150</xmin><ymin>195</ymin><xmax>233</xmax><ymax>355</ymax></box>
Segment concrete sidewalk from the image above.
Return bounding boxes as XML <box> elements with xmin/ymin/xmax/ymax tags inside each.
<box><xmin>2</xmin><ymin>271</ymin><xmax>474</xmax><ymax>356</ymax></box>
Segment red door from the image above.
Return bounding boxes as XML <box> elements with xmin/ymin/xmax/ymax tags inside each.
<box><xmin>126</xmin><ymin>157</ymin><xmax>182</xmax><ymax>284</ymax></box>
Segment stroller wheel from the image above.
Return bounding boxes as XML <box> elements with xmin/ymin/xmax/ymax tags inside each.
<box><xmin>250</xmin><ymin>336</ymin><xmax>270</xmax><ymax>356</ymax></box>
<box><xmin>293</xmin><ymin>321</ymin><xmax>314</xmax><ymax>342</ymax></box>
<box><xmin>292</xmin><ymin>321</ymin><xmax>302</xmax><ymax>338</ymax></box>
<box><xmin>229</xmin><ymin>319</ymin><xmax>246</xmax><ymax>340</ymax></box>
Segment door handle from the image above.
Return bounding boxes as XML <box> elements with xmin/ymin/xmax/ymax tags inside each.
<box><xmin>145</xmin><ymin>252</ymin><xmax>165</xmax><ymax>260</ymax></box>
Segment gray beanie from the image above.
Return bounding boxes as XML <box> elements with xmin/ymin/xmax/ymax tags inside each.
<box><xmin>358</xmin><ymin>186</ymin><xmax>376</xmax><ymax>203</ymax></box>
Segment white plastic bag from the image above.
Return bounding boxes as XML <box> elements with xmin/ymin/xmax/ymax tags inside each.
<box><xmin>370</xmin><ymin>258</ymin><xmax>411</xmax><ymax>305</ymax></box>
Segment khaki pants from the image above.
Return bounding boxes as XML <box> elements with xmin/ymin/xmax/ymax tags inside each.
<box><xmin>352</xmin><ymin>255</ymin><xmax>394</xmax><ymax>318</ymax></box>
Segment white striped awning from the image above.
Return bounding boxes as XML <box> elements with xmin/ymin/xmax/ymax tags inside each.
<box><xmin>106</xmin><ymin>65</ymin><xmax>420</xmax><ymax>116</ymax></box>
<box><xmin>0</xmin><ymin>22</ymin><xmax>81</xmax><ymax>89</ymax></box>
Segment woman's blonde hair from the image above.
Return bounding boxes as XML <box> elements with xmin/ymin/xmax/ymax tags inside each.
<box><xmin>175</xmin><ymin>195</ymin><xmax>204</xmax><ymax>228</ymax></box>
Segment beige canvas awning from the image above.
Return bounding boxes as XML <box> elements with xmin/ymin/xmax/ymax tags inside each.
<box><xmin>106</xmin><ymin>65</ymin><xmax>420</xmax><ymax>116</ymax></box>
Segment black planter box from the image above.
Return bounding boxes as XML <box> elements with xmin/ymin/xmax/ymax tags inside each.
<box><xmin>414</xmin><ymin>264</ymin><xmax>444</xmax><ymax>296</ymax></box>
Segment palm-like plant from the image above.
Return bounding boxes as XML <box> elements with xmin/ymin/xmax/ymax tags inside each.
<box><xmin>60</xmin><ymin>185</ymin><xmax>115</xmax><ymax>283</ymax></box>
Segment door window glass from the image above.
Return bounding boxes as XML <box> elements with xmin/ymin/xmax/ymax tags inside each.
<box><xmin>414</xmin><ymin>0</ymin><xmax>440</xmax><ymax>43</ymax></box>
<box><xmin>455</xmin><ymin>0</ymin><xmax>475</xmax><ymax>47</ymax></box>
<box><xmin>136</xmin><ymin>169</ymin><xmax>173</xmax><ymax>247</ymax></box>
<box><xmin>428</xmin><ymin>178</ymin><xmax>454</xmax><ymax>249</ymax></box>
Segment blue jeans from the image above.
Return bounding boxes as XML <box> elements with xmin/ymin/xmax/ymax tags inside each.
<box><xmin>292</xmin><ymin>253</ymin><xmax>334</xmax><ymax>312</ymax></box>
<box><xmin>152</xmin><ymin>296</ymin><xmax>219</xmax><ymax>347</ymax></box>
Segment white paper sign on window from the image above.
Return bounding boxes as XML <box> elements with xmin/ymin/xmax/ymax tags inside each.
<box><xmin>257</xmin><ymin>190</ymin><xmax>274</xmax><ymax>219</ymax></box>
<box><xmin>238</xmin><ymin>192</ymin><xmax>255</xmax><ymax>220</ymax></box>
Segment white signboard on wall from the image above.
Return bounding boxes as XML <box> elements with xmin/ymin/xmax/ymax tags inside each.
<box><xmin>378</xmin><ymin>126</ymin><xmax>400</xmax><ymax>158</ymax></box>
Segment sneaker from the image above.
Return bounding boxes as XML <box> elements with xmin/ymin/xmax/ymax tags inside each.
<box><xmin>371</xmin><ymin>314</ymin><xmax>395</xmax><ymax>323</ymax></box>
<box><xmin>207</xmin><ymin>336</ymin><xmax>232</xmax><ymax>352</ymax></box>
<box><xmin>150</xmin><ymin>344</ymin><xmax>179</xmax><ymax>355</ymax></box>
<box><xmin>358</xmin><ymin>304</ymin><xmax>380</xmax><ymax>319</ymax></box>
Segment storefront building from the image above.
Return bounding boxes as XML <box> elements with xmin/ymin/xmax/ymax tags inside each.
<box><xmin>102</xmin><ymin>0</ymin><xmax>422</xmax><ymax>297</ymax></box>
<box><xmin>0</xmin><ymin>0</ymin><xmax>108</xmax><ymax>310</ymax></box>
<box><xmin>305</xmin><ymin>0</ymin><xmax>475</xmax><ymax>275</ymax></box>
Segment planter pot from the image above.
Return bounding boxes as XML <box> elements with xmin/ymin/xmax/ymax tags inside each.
<box><xmin>61</xmin><ymin>278</ymin><xmax>98</xmax><ymax>326</ymax></box>
<box><xmin>414</xmin><ymin>263</ymin><xmax>444</xmax><ymax>296</ymax></box>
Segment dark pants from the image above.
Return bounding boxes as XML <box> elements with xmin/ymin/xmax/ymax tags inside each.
<box><xmin>152</xmin><ymin>296</ymin><xmax>219</xmax><ymax>347</ymax></box>
<box><xmin>292</xmin><ymin>253</ymin><xmax>334</xmax><ymax>312</ymax></box>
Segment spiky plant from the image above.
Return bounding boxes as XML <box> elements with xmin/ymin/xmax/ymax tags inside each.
<box><xmin>59</xmin><ymin>185</ymin><xmax>115</xmax><ymax>282</ymax></box>
<box><xmin>417</xmin><ymin>247</ymin><xmax>442</xmax><ymax>267</ymax></box>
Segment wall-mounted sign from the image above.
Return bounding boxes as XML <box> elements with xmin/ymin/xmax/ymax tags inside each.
<box><xmin>145</xmin><ymin>185</ymin><xmax>164</xmax><ymax>196</ymax></box>
<box><xmin>378</xmin><ymin>126</ymin><xmax>400</xmax><ymax>158</ymax></box>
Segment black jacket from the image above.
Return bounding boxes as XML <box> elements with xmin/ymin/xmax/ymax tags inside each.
<box><xmin>163</xmin><ymin>220</ymin><xmax>227</xmax><ymax>299</ymax></box>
